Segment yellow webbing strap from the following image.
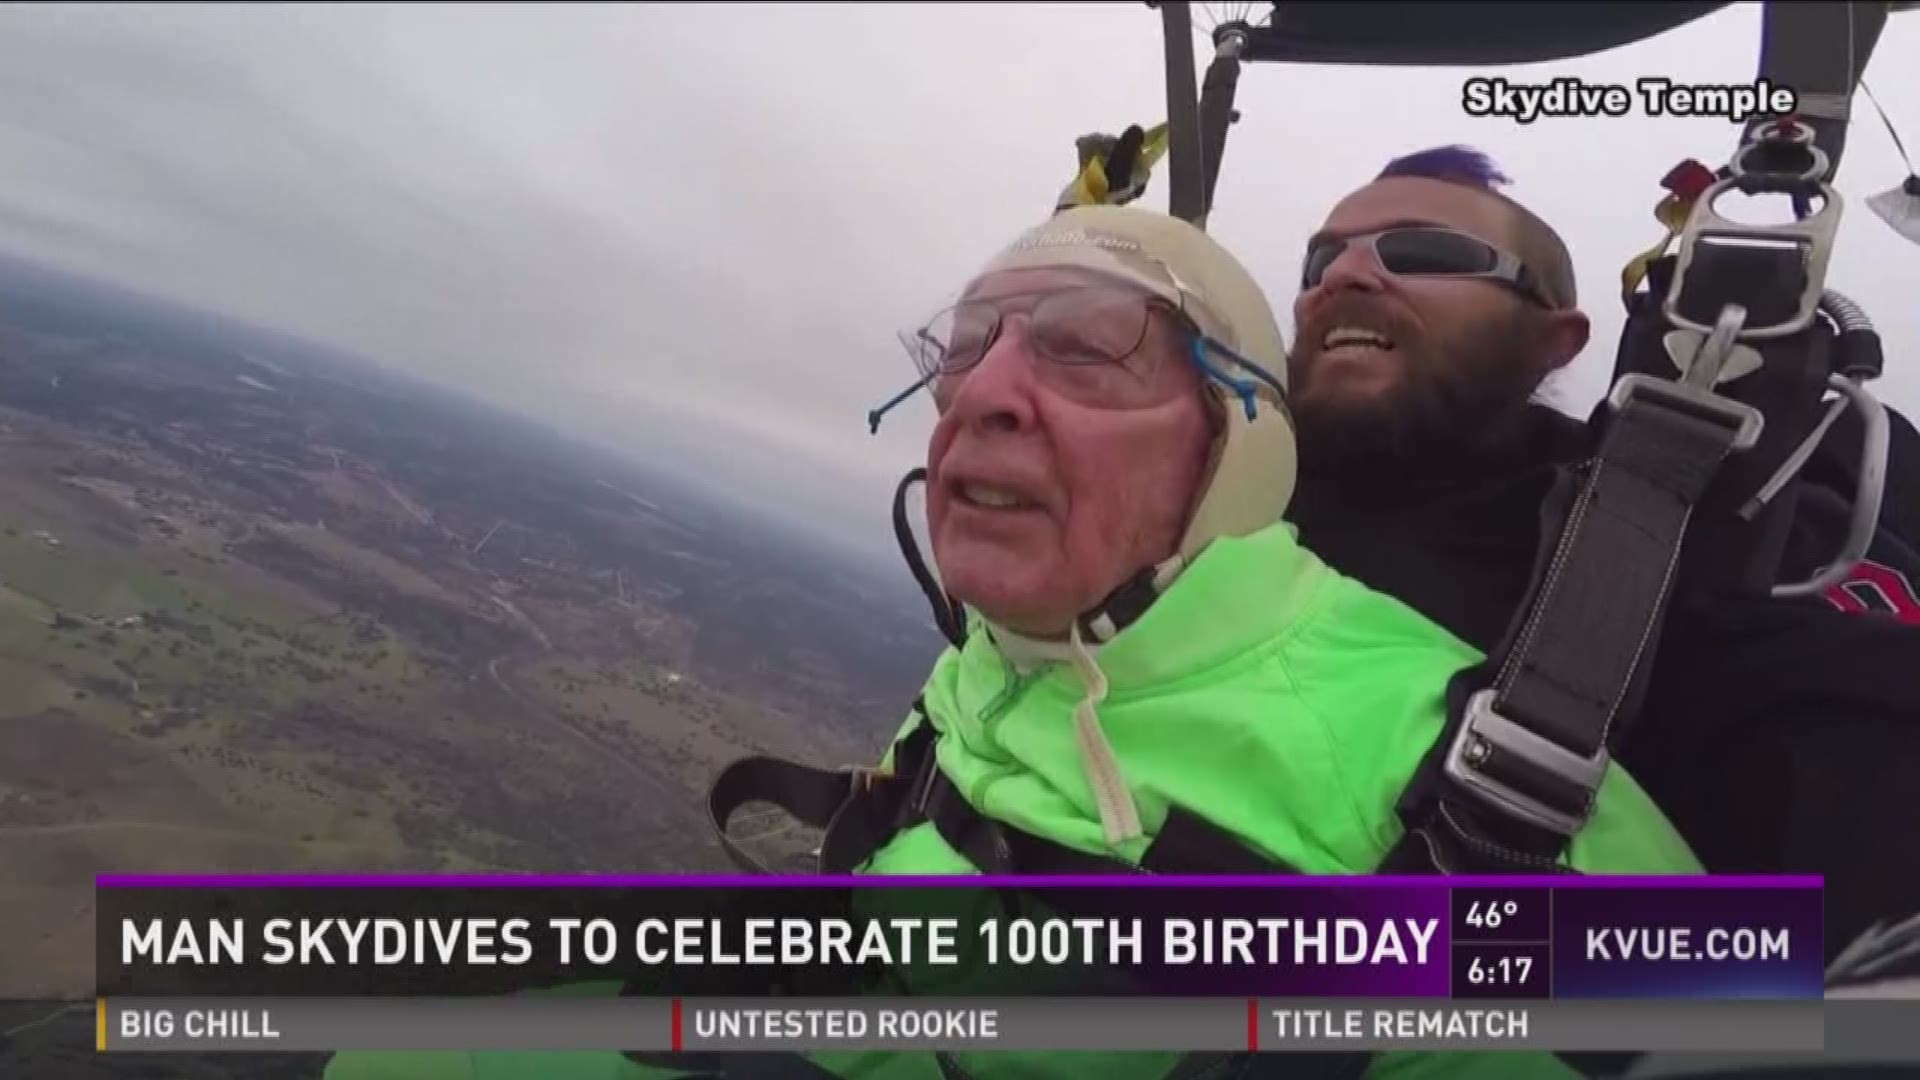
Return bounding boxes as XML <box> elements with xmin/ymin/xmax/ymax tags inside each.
<box><xmin>1621</xmin><ymin>158</ymin><xmax>1720</xmax><ymax>305</ymax></box>
<box><xmin>1619</xmin><ymin>191</ymin><xmax>1697</xmax><ymax>305</ymax></box>
<box><xmin>1055</xmin><ymin>122</ymin><xmax>1170</xmax><ymax>212</ymax></box>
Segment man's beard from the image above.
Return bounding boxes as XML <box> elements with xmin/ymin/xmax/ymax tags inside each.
<box><xmin>1288</xmin><ymin>313</ymin><xmax>1548</xmax><ymax>502</ymax></box>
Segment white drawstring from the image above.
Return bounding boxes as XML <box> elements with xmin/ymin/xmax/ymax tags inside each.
<box><xmin>1066</xmin><ymin>621</ymin><xmax>1142</xmax><ymax>845</ymax></box>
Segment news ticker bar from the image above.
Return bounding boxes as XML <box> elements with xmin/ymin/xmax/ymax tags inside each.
<box><xmin>97</xmin><ymin>876</ymin><xmax>1829</xmax><ymax>1000</ymax></box>
<box><xmin>99</xmin><ymin>996</ymin><xmax>1857</xmax><ymax>1054</ymax></box>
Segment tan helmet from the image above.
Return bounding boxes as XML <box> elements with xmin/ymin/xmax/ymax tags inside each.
<box><xmin>955</xmin><ymin>207</ymin><xmax>1300</xmax><ymax>845</ymax></box>
<box><xmin>966</xmin><ymin>204</ymin><xmax>1297</xmax><ymax>565</ymax></box>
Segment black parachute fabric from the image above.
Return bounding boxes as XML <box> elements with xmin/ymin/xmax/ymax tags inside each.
<box><xmin>1225</xmin><ymin>1</ymin><xmax>1733</xmax><ymax>67</ymax></box>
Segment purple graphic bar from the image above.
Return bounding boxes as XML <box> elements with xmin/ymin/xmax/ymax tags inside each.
<box><xmin>1552</xmin><ymin>884</ymin><xmax>1824</xmax><ymax>999</ymax></box>
<box><xmin>98</xmin><ymin>877</ymin><xmax>1824</xmax><ymax>1000</ymax></box>
<box><xmin>97</xmin><ymin>873</ymin><xmax>1821</xmax><ymax>889</ymax></box>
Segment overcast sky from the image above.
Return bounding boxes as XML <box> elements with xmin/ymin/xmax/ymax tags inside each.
<box><xmin>0</xmin><ymin>2</ymin><xmax>1914</xmax><ymax>561</ymax></box>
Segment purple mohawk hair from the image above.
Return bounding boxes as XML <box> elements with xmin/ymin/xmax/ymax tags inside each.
<box><xmin>1377</xmin><ymin>145</ymin><xmax>1512</xmax><ymax>189</ymax></box>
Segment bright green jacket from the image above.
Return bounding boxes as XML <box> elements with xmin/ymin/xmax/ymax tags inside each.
<box><xmin>324</xmin><ymin>523</ymin><xmax>1701</xmax><ymax>1080</ymax></box>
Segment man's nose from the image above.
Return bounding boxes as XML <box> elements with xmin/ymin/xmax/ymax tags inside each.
<box><xmin>1312</xmin><ymin>239</ymin><xmax>1389</xmax><ymax>296</ymax></box>
<box><xmin>940</xmin><ymin>320</ymin><xmax>1040</xmax><ymax>433</ymax></box>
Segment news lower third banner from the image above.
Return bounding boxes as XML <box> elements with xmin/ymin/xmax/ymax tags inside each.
<box><xmin>96</xmin><ymin>873</ymin><xmax>1835</xmax><ymax>1053</ymax></box>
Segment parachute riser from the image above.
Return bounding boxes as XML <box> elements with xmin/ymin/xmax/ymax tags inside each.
<box><xmin>1156</xmin><ymin>2</ymin><xmax>1207</xmax><ymax>225</ymax></box>
<box><xmin>1153</xmin><ymin>3</ymin><xmax>1250</xmax><ymax>229</ymax></box>
<box><xmin>1196</xmin><ymin>23</ymin><xmax>1249</xmax><ymax>225</ymax></box>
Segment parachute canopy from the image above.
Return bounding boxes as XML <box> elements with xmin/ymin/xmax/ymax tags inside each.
<box><xmin>1155</xmin><ymin>0</ymin><xmax>1906</xmax><ymax>225</ymax></box>
<box><xmin>1219</xmin><ymin>1</ymin><xmax>1734</xmax><ymax>67</ymax></box>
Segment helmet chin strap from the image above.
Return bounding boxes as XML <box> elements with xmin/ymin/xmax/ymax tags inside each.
<box><xmin>891</xmin><ymin>467</ymin><xmax>967</xmax><ymax>648</ymax></box>
<box><xmin>892</xmin><ymin>466</ymin><xmax>1195</xmax><ymax>657</ymax></box>
<box><xmin>1070</xmin><ymin>552</ymin><xmax>1189</xmax><ymax>645</ymax></box>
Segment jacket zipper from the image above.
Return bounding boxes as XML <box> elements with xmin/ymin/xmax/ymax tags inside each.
<box><xmin>968</xmin><ymin>667</ymin><xmax>1042</xmax><ymax>811</ymax></box>
<box><xmin>980</xmin><ymin>668</ymin><xmax>1040</xmax><ymax>727</ymax></box>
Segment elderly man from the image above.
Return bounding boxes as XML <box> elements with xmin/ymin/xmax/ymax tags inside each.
<box><xmin>323</xmin><ymin>205</ymin><xmax>1694</xmax><ymax>1080</ymax></box>
<box><xmin>1285</xmin><ymin>145</ymin><xmax>1920</xmax><ymax>953</ymax></box>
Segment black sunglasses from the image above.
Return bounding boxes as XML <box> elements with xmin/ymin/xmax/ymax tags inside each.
<box><xmin>1301</xmin><ymin>226</ymin><xmax>1554</xmax><ymax>308</ymax></box>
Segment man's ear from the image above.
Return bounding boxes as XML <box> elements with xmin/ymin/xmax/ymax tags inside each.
<box><xmin>1539</xmin><ymin>307</ymin><xmax>1590</xmax><ymax>374</ymax></box>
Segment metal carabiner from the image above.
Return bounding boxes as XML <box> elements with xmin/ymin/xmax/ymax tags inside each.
<box><xmin>1664</xmin><ymin>122</ymin><xmax>1845</xmax><ymax>342</ymax></box>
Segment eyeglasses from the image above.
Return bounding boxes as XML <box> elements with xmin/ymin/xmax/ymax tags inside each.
<box><xmin>899</xmin><ymin>285</ymin><xmax>1188</xmax><ymax>411</ymax></box>
<box><xmin>868</xmin><ymin>282</ymin><xmax>1285</xmax><ymax>434</ymax></box>
<box><xmin>1301</xmin><ymin>226</ymin><xmax>1553</xmax><ymax>308</ymax></box>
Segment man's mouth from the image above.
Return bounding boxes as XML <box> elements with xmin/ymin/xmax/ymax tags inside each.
<box><xmin>954</xmin><ymin>481</ymin><xmax>1044</xmax><ymax>511</ymax></box>
<box><xmin>1318</xmin><ymin>325</ymin><xmax>1397</xmax><ymax>359</ymax></box>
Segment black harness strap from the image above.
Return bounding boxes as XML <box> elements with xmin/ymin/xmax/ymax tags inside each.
<box><xmin>1493</xmin><ymin>397</ymin><xmax>1743</xmax><ymax>760</ymax></box>
<box><xmin>1384</xmin><ymin>380</ymin><xmax>1755</xmax><ymax>873</ymax></box>
<box><xmin>709</xmin><ymin>702</ymin><xmax>1296</xmax><ymax>879</ymax></box>
<box><xmin>1146</xmin><ymin>805</ymin><xmax>1299</xmax><ymax>875</ymax></box>
<box><xmin>706</xmin><ymin>754</ymin><xmax>865</xmax><ymax>875</ymax></box>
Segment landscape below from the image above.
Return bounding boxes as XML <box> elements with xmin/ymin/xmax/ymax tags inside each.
<box><xmin>0</xmin><ymin>253</ymin><xmax>941</xmax><ymax>1038</ymax></box>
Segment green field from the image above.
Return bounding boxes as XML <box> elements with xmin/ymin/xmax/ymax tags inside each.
<box><xmin>0</xmin><ymin>429</ymin><xmax>854</xmax><ymax>998</ymax></box>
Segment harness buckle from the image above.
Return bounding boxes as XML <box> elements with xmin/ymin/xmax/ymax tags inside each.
<box><xmin>1616</xmin><ymin>301</ymin><xmax>1763</xmax><ymax>451</ymax></box>
<box><xmin>846</xmin><ymin>765</ymin><xmax>886</xmax><ymax>796</ymax></box>
<box><xmin>1664</xmin><ymin>128</ymin><xmax>1843</xmax><ymax>342</ymax></box>
<box><xmin>1441</xmin><ymin>689</ymin><xmax>1609</xmax><ymax>838</ymax></box>
<box><xmin>905</xmin><ymin>754</ymin><xmax>943</xmax><ymax>819</ymax></box>
<box><xmin>1607</xmin><ymin>371</ymin><xmax>1765</xmax><ymax>452</ymax></box>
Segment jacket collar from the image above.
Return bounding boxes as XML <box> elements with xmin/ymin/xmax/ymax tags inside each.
<box><xmin>968</xmin><ymin>522</ymin><xmax>1332</xmax><ymax>694</ymax></box>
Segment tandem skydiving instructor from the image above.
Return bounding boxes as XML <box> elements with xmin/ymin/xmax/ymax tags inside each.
<box><xmin>1280</xmin><ymin>145</ymin><xmax>1920</xmax><ymax>955</ymax></box>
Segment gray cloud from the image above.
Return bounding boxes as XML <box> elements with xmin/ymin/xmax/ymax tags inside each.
<box><xmin>0</xmin><ymin>2</ymin><xmax>1914</xmax><ymax>562</ymax></box>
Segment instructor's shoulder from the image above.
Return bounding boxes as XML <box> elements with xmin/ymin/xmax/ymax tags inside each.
<box><xmin>1291</xmin><ymin>549</ymin><xmax>1483</xmax><ymax>671</ymax></box>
